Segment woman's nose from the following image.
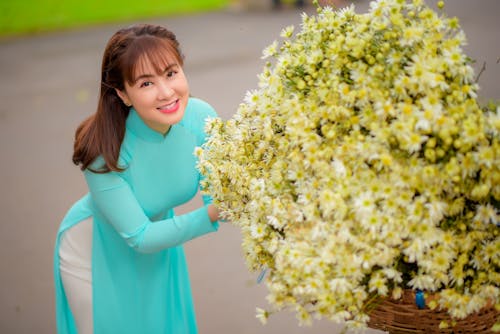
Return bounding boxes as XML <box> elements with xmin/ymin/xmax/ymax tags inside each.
<box><xmin>157</xmin><ymin>80</ymin><xmax>174</xmax><ymax>99</ymax></box>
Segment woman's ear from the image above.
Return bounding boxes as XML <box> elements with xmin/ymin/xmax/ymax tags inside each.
<box><xmin>115</xmin><ymin>89</ymin><xmax>132</xmax><ymax>107</ymax></box>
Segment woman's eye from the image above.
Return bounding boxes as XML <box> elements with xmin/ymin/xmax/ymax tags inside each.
<box><xmin>166</xmin><ymin>71</ymin><xmax>177</xmax><ymax>78</ymax></box>
<box><xmin>140</xmin><ymin>81</ymin><xmax>153</xmax><ymax>88</ymax></box>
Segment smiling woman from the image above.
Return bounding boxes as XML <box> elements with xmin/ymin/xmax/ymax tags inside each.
<box><xmin>115</xmin><ymin>37</ymin><xmax>190</xmax><ymax>134</ymax></box>
<box><xmin>0</xmin><ymin>0</ymin><xmax>228</xmax><ymax>37</ymax></box>
<box><xmin>54</xmin><ymin>24</ymin><xmax>223</xmax><ymax>334</ymax></box>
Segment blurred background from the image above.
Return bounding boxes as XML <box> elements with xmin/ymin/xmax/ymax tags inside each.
<box><xmin>0</xmin><ymin>0</ymin><xmax>498</xmax><ymax>333</ymax></box>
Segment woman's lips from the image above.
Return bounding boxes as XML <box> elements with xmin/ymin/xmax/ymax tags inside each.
<box><xmin>157</xmin><ymin>100</ymin><xmax>179</xmax><ymax>114</ymax></box>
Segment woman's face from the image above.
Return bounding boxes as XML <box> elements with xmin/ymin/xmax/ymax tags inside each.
<box><xmin>116</xmin><ymin>56</ymin><xmax>189</xmax><ymax>134</ymax></box>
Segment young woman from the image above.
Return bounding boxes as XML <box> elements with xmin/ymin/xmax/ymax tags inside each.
<box><xmin>54</xmin><ymin>24</ymin><xmax>221</xmax><ymax>334</ymax></box>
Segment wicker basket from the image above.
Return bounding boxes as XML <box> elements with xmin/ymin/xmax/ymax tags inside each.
<box><xmin>367</xmin><ymin>289</ymin><xmax>498</xmax><ymax>333</ymax></box>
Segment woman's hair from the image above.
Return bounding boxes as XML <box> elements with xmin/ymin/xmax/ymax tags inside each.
<box><xmin>72</xmin><ymin>24</ymin><xmax>184</xmax><ymax>172</ymax></box>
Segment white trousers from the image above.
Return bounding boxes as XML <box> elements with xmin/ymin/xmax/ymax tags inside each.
<box><xmin>59</xmin><ymin>218</ymin><xmax>93</xmax><ymax>334</ymax></box>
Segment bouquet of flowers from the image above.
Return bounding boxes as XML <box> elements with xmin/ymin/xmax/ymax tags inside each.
<box><xmin>197</xmin><ymin>0</ymin><xmax>499</xmax><ymax>331</ymax></box>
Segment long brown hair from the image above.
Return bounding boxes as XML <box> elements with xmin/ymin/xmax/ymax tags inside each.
<box><xmin>72</xmin><ymin>24</ymin><xmax>184</xmax><ymax>172</ymax></box>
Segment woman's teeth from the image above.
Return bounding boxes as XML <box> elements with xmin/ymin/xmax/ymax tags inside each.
<box><xmin>158</xmin><ymin>100</ymin><xmax>179</xmax><ymax>113</ymax></box>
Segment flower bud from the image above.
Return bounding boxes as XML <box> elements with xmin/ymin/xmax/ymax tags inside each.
<box><xmin>424</xmin><ymin>149</ymin><xmax>436</xmax><ymax>162</ymax></box>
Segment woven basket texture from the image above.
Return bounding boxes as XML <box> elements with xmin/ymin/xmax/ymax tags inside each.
<box><xmin>367</xmin><ymin>289</ymin><xmax>498</xmax><ymax>333</ymax></box>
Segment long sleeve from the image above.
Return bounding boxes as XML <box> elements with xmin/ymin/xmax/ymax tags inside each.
<box><xmin>55</xmin><ymin>98</ymin><xmax>219</xmax><ymax>334</ymax></box>
<box><xmin>85</xmin><ymin>169</ymin><xmax>218</xmax><ymax>254</ymax></box>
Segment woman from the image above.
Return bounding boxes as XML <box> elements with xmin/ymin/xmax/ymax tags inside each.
<box><xmin>54</xmin><ymin>24</ymin><xmax>221</xmax><ymax>334</ymax></box>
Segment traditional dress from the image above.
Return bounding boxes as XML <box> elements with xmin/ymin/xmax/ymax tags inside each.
<box><xmin>54</xmin><ymin>98</ymin><xmax>219</xmax><ymax>333</ymax></box>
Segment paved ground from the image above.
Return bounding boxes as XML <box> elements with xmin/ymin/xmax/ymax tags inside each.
<box><xmin>0</xmin><ymin>1</ymin><xmax>498</xmax><ymax>333</ymax></box>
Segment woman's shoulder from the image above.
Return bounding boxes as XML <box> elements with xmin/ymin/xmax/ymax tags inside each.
<box><xmin>185</xmin><ymin>97</ymin><xmax>218</xmax><ymax>120</ymax></box>
<box><xmin>180</xmin><ymin>97</ymin><xmax>218</xmax><ymax>137</ymax></box>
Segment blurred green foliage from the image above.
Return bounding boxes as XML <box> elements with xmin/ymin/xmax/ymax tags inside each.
<box><xmin>0</xmin><ymin>0</ymin><xmax>228</xmax><ymax>37</ymax></box>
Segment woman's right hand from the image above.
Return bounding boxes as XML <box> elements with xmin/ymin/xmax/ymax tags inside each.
<box><xmin>207</xmin><ymin>204</ymin><xmax>221</xmax><ymax>222</ymax></box>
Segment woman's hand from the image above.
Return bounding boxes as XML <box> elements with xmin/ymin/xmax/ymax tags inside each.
<box><xmin>207</xmin><ymin>204</ymin><xmax>221</xmax><ymax>222</ymax></box>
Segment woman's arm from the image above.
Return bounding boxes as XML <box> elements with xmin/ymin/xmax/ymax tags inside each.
<box><xmin>85</xmin><ymin>170</ymin><xmax>218</xmax><ymax>254</ymax></box>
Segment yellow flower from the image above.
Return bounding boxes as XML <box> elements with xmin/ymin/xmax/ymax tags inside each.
<box><xmin>198</xmin><ymin>0</ymin><xmax>499</xmax><ymax>330</ymax></box>
<box><xmin>256</xmin><ymin>307</ymin><xmax>269</xmax><ymax>325</ymax></box>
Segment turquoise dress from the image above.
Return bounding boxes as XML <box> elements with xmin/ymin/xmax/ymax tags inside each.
<box><xmin>54</xmin><ymin>98</ymin><xmax>219</xmax><ymax>333</ymax></box>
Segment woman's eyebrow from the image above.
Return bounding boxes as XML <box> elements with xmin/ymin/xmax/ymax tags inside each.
<box><xmin>134</xmin><ymin>63</ymin><xmax>178</xmax><ymax>82</ymax></box>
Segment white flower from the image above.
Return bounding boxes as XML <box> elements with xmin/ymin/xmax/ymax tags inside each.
<box><xmin>250</xmin><ymin>224</ymin><xmax>266</xmax><ymax>239</ymax></box>
<box><xmin>330</xmin><ymin>278</ymin><xmax>353</xmax><ymax>294</ymax></box>
<box><xmin>425</xmin><ymin>201</ymin><xmax>448</xmax><ymax>224</ymax></box>
<box><xmin>256</xmin><ymin>307</ymin><xmax>269</xmax><ymax>324</ymax></box>
<box><xmin>280</xmin><ymin>25</ymin><xmax>295</xmax><ymax>38</ymax></box>
<box><xmin>198</xmin><ymin>0</ymin><xmax>499</xmax><ymax>330</ymax></box>
<box><xmin>474</xmin><ymin>204</ymin><xmax>499</xmax><ymax>225</ymax></box>
<box><xmin>353</xmin><ymin>192</ymin><xmax>376</xmax><ymax>219</ymax></box>
<box><xmin>330</xmin><ymin>159</ymin><xmax>347</xmax><ymax>177</ymax></box>
<box><xmin>261</xmin><ymin>40</ymin><xmax>278</xmax><ymax>59</ymax></box>
<box><xmin>266</xmin><ymin>215</ymin><xmax>282</xmax><ymax>229</ymax></box>
<box><xmin>408</xmin><ymin>274</ymin><xmax>437</xmax><ymax>291</ymax></box>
